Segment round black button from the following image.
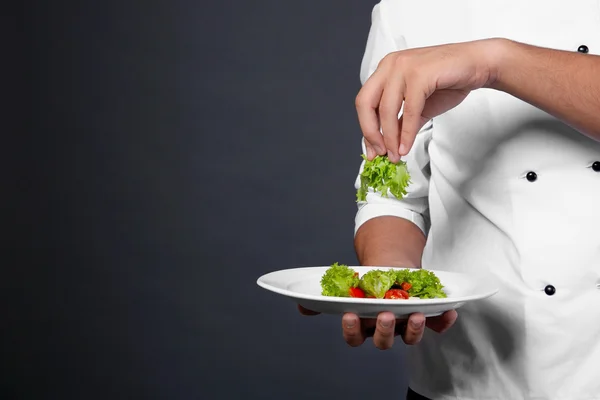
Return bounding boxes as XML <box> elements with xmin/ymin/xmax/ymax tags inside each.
<box><xmin>592</xmin><ymin>161</ymin><xmax>600</xmax><ymax>172</ymax></box>
<box><xmin>578</xmin><ymin>45</ymin><xmax>589</xmax><ymax>54</ymax></box>
<box><xmin>526</xmin><ymin>171</ymin><xmax>537</xmax><ymax>182</ymax></box>
<box><xmin>544</xmin><ymin>285</ymin><xmax>556</xmax><ymax>296</ymax></box>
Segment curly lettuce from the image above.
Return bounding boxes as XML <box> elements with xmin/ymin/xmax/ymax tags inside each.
<box><xmin>320</xmin><ymin>262</ymin><xmax>359</xmax><ymax>297</ymax></box>
<box><xmin>397</xmin><ymin>269</ymin><xmax>447</xmax><ymax>299</ymax></box>
<box><xmin>357</xmin><ymin>269</ymin><xmax>397</xmax><ymax>299</ymax></box>
<box><xmin>320</xmin><ymin>264</ymin><xmax>447</xmax><ymax>299</ymax></box>
<box><xmin>356</xmin><ymin>154</ymin><xmax>411</xmax><ymax>202</ymax></box>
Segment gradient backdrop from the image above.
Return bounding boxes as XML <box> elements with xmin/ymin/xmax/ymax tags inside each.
<box><xmin>7</xmin><ymin>1</ymin><xmax>412</xmax><ymax>399</ymax></box>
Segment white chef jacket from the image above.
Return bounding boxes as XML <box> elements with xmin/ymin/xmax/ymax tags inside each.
<box><xmin>353</xmin><ymin>1</ymin><xmax>600</xmax><ymax>399</ymax></box>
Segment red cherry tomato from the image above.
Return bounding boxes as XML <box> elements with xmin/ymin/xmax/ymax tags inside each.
<box><xmin>384</xmin><ymin>289</ymin><xmax>410</xmax><ymax>300</ymax></box>
<box><xmin>400</xmin><ymin>282</ymin><xmax>412</xmax><ymax>291</ymax></box>
<box><xmin>348</xmin><ymin>287</ymin><xmax>365</xmax><ymax>298</ymax></box>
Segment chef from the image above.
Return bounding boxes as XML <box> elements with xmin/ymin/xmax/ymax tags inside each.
<box><xmin>299</xmin><ymin>0</ymin><xmax>600</xmax><ymax>399</ymax></box>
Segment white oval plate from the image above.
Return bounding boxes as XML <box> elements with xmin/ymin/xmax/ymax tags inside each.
<box><xmin>257</xmin><ymin>266</ymin><xmax>499</xmax><ymax>318</ymax></box>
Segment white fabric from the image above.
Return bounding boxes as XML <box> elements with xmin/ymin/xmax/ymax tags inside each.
<box><xmin>353</xmin><ymin>1</ymin><xmax>600</xmax><ymax>399</ymax></box>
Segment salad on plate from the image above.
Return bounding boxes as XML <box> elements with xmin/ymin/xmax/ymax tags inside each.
<box><xmin>320</xmin><ymin>262</ymin><xmax>447</xmax><ymax>300</ymax></box>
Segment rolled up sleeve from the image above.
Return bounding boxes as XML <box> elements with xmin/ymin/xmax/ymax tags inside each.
<box><xmin>354</xmin><ymin>2</ymin><xmax>432</xmax><ymax>237</ymax></box>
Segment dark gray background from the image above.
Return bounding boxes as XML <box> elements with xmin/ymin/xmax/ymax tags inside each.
<box><xmin>8</xmin><ymin>1</ymin><xmax>411</xmax><ymax>399</ymax></box>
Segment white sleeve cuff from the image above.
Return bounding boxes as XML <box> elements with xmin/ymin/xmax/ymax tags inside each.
<box><xmin>354</xmin><ymin>201</ymin><xmax>427</xmax><ymax>237</ymax></box>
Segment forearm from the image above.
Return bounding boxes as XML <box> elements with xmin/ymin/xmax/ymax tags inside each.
<box><xmin>354</xmin><ymin>216</ymin><xmax>426</xmax><ymax>268</ymax></box>
<box><xmin>490</xmin><ymin>38</ymin><xmax>600</xmax><ymax>139</ymax></box>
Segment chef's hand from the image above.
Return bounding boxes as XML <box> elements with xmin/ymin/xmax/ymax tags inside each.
<box><xmin>298</xmin><ymin>305</ymin><xmax>457</xmax><ymax>348</ymax></box>
<box><xmin>356</xmin><ymin>38</ymin><xmax>502</xmax><ymax>163</ymax></box>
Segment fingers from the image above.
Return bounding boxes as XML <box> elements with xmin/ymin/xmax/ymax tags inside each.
<box><xmin>355</xmin><ymin>71</ymin><xmax>386</xmax><ymax>157</ymax></box>
<box><xmin>357</xmin><ymin>53</ymin><xmax>438</xmax><ymax>159</ymax></box>
<box><xmin>379</xmin><ymin>72</ymin><xmax>406</xmax><ymax>163</ymax></box>
<box><xmin>398</xmin><ymin>310</ymin><xmax>457</xmax><ymax>345</ymax></box>
<box><xmin>399</xmin><ymin>83</ymin><xmax>428</xmax><ymax>156</ymax></box>
<box><xmin>425</xmin><ymin>309</ymin><xmax>458</xmax><ymax>333</ymax></box>
<box><xmin>372</xmin><ymin>311</ymin><xmax>397</xmax><ymax>349</ymax></box>
<box><xmin>342</xmin><ymin>313</ymin><xmax>397</xmax><ymax>349</ymax></box>
<box><xmin>340</xmin><ymin>310</ymin><xmax>458</xmax><ymax>349</ymax></box>
<box><xmin>357</xmin><ymin>66</ymin><xmax>426</xmax><ymax>161</ymax></box>
<box><xmin>342</xmin><ymin>313</ymin><xmax>367</xmax><ymax>347</ymax></box>
<box><xmin>402</xmin><ymin>312</ymin><xmax>426</xmax><ymax>345</ymax></box>
<box><xmin>364</xmin><ymin>138</ymin><xmax>376</xmax><ymax>160</ymax></box>
<box><xmin>297</xmin><ymin>304</ymin><xmax>320</xmax><ymax>316</ymax></box>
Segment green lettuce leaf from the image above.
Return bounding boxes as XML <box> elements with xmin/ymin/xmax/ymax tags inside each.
<box><xmin>320</xmin><ymin>262</ymin><xmax>359</xmax><ymax>297</ymax></box>
<box><xmin>358</xmin><ymin>269</ymin><xmax>396</xmax><ymax>298</ymax></box>
<box><xmin>357</xmin><ymin>154</ymin><xmax>411</xmax><ymax>202</ymax></box>
<box><xmin>400</xmin><ymin>269</ymin><xmax>447</xmax><ymax>299</ymax></box>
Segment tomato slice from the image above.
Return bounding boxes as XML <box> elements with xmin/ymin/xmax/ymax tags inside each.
<box><xmin>348</xmin><ymin>287</ymin><xmax>365</xmax><ymax>298</ymax></box>
<box><xmin>384</xmin><ymin>289</ymin><xmax>410</xmax><ymax>300</ymax></box>
<box><xmin>400</xmin><ymin>282</ymin><xmax>412</xmax><ymax>291</ymax></box>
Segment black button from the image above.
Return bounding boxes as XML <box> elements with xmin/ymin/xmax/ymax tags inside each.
<box><xmin>592</xmin><ymin>161</ymin><xmax>600</xmax><ymax>172</ymax></box>
<box><xmin>526</xmin><ymin>171</ymin><xmax>537</xmax><ymax>182</ymax></box>
<box><xmin>544</xmin><ymin>285</ymin><xmax>556</xmax><ymax>296</ymax></box>
<box><xmin>578</xmin><ymin>45</ymin><xmax>589</xmax><ymax>54</ymax></box>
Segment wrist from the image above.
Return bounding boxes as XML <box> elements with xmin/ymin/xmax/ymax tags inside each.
<box><xmin>481</xmin><ymin>37</ymin><xmax>514</xmax><ymax>89</ymax></box>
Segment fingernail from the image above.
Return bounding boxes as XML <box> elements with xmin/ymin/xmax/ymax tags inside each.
<box><xmin>387</xmin><ymin>150</ymin><xmax>398</xmax><ymax>163</ymax></box>
<box><xmin>380</xmin><ymin>320</ymin><xmax>392</xmax><ymax>328</ymax></box>
<box><xmin>366</xmin><ymin>146</ymin><xmax>375</xmax><ymax>159</ymax></box>
<box><xmin>345</xmin><ymin>319</ymin><xmax>356</xmax><ymax>329</ymax></box>
<box><xmin>410</xmin><ymin>319</ymin><xmax>425</xmax><ymax>329</ymax></box>
<box><xmin>399</xmin><ymin>143</ymin><xmax>407</xmax><ymax>155</ymax></box>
